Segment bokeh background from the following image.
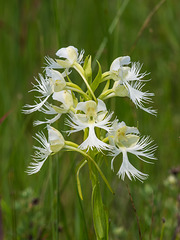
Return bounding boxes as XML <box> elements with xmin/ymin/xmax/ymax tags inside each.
<box><xmin>0</xmin><ymin>0</ymin><xmax>180</xmax><ymax>239</ymax></box>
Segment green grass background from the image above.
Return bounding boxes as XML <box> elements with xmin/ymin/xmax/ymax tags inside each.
<box><xmin>0</xmin><ymin>0</ymin><xmax>180</xmax><ymax>239</ymax></box>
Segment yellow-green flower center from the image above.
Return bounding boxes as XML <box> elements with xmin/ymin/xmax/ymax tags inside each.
<box><xmin>114</xmin><ymin>126</ymin><xmax>139</xmax><ymax>148</ymax></box>
<box><xmin>85</xmin><ymin>101</ymin><xmax>97</xmax><ymax>122</ymax></box>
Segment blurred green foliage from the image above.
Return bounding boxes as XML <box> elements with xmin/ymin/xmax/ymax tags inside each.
<box><xmin>0</xmin><ymin>0</ymin><xmax>180</xmax><ymax>239</ymax></box>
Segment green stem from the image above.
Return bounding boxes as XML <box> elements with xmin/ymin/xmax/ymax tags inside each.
<box><xmin>160</xmin><ymin>219</ymin><xmax>165</xmax><ymax>240</ymax></box>
<box><xmin>64</xmin><ymin>143</ymin><xmax>111</xmax><ymax>239</ymax></box>
<box><xmin>56</xmin><ymin>154</ymin><xmax>60</xmax><ymax>239</ymax></box>
<box><xmin>64</xmin><ymin>142</ymin><xmax>114</xmax><ymax>194</ymax></box>
<box><xmin>50</xmin><ymin>158</ymin><xmax>56</xmax><ymax>239</ymax></box>
<box><xmin>98</xmin><ymin>89</ymin><xmax>114</xmax><ymax>100</ymax></box>
<box><xmin>102</xmin><ymin>72</ymin><xmax>111</xmax><ymax>80</ymax></box>
<box><xmin>76</xmin><ymin>159</ymin><xmax>88</xmax><ymax>200</ymax></box>
<box><xmin>64</xmin><ymin>142</ymin><xmax>111</xmax><ymax>239</ymax></box>
<box><xmin>66</xmin><ymin>84</ymin><xmax>90</xmax><ymax>100</ymax></box>
<box><xmin>73</xmin><ymin>63</ymin><xmax>97</xmax><ymax>101</ymax></box>
<box><xmin>89</xmin><ymin>158</ymin><xmax>109</xmax><ymax>240</ymax></box>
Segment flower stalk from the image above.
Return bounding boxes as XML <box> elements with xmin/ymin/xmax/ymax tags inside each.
<box><xmin>23</xmin><ymin>45</ymin><xmax>157</xmax><ymax>239</ymax></box>
<box><xmin>73</xmin><ymin>62</ymin><xmax>97</xmax><ymax>102</ymax></box>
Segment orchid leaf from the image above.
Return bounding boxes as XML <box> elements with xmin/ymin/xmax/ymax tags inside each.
<box><xmin>75</xmin><ymin>159</ymin><xmax>87</xmax><ymax>200</ymax></box>
<box><xmin>91</xmin><ymin>61</ymin><xmax>102</xmax><ymax>92</ymax></box>
<box><xmin>83</xmin><ymin>55</ymin><xmax>92</xmax><ymax>83</ymax></box>
<box><xmin>92</xmin><ymin>184</ymin><xmax>109</xmax><ymax>240</ymax></box>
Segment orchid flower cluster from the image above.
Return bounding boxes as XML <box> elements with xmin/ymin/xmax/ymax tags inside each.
<box><xmin>23</xmin><ymin>46</ymin><xmax>157</xmax><ymax>183</ymax></box>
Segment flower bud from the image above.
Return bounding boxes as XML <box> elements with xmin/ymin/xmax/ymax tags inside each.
<box><xmin>47</xmin><ymin>126</ymin><xmax>65</xmax><ymax>153</ymax></box>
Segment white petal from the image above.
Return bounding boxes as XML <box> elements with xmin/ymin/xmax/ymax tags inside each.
<box><xmin>56</xmin><ymin>46</ymin><xmax>78</xmax><ymax>64</ymax></box>
<box><xmin>26</xmin><ymin>158</ymin><xmax>47</xmax><ymax>175</ymax></box>
<box><xmin>62</xmin><ymin>69</ymin><xmax>72</xmax><ymax>77</ymax></box>
<box><xmin>22</xmin><ymin>95</ymin><xmax>50</xmax><ymax>114</ymax></box>
<box><xmin>38</xmin><ymin>102</ymin><xmax>57</xmax><ymax>115</ymax></box>
<box><xmin>76</xmin><ymin>101</ymin><xmax>97</xmax><ymax>117</ymax></box>
<box><xmin>45</xmin><ymin>56</ymin><xmax>63</xmax><ymax>69</ymax></box>
<box><xmin>52</xmin><ymin>90</ymin><xmax>73</xmax><ymax>109</ymax></box>
<box><xmin>117</xmin><ymin>150</ymin><xmax>148</xmax><ymax>182</ymax></box>
<box><xmin>47</xmin><ymin>126</ymin><xmax>64</xmax><ymax>145</ymax></box>
<box><xmin>110</xmin><ymin>56</ymin><xmax>131</xmax><ymax>71</ymax></box>
<box><xmin>56</xmin><ymin>47</ymin><xmax>69</xmax><ymax>59</ymax></box>
<box><xmin>79</xmin><ymin>125</ymin><xmax>111</xmax><ymax>151</ymax></box>
<box><xmin>118</xmin><ymin>121</ymin><xmax>126</xmax><ymax>128</ymax></box>
<box><xmin>120</xmin><ymin>56</ymin><xmax>131</xmax><ymax>66</ymax></box>
<box><xmin>33</xmin><ymin>114</ymin><xmax>61</xmax><ymax>126</ymax></box>
<box><xmin>95</xmin><ymin>112</ymin><xmax>113</xmax><ymax>131</ymax></box>
<box><xmin>78</xmin><ymin>49</ymin><xmax>85</xmax><ymax>63</ymax></box>
<box><xmin>46</xmin><ymin>69</ymin><xmax>64</xmax><ymax>81</ymax></box>
<box><xmin>110</xmin><ymin>58</ymin><xmax>120</xmax><ymax>72</ymax></box>
<box><xmin>97</xmin><ymin>99</ymin><xmax>107</xmax><ymax>112</ymax></box>
<box><xmin>30</xmin><ymin>74</ymin><xmax>52</xmax><ymax>96</ymax></box>
<box><xmin>127</xmin><ymin>136</ymin><xmax>157</xmax><ymax>161</ymax></box>
<box><xmin>75</xmin><ymin>101</ymin><xmax>87</xmax><ymax>112</ymax></box>
<box><xmin>65</xmin><ymin>114</ymin><xmax>87</xmax><ymax>134</ymax></box>
<box><xmin>126</xmin><ymin>126</ymin><xmax>139</xmax><ymax>135</ymax></box>
<box><xmin>126</xmin><ymin>62</ymin><xmax>149</xmax><ymax>82</ymax></box>
<box><xmin>125</xmin><ymin>81</ymin><xmax>157</xmax><ymax>115</ymax></box>
<box><xmin>26</xmin><ymin>131</ymin><xmax>51</xmax><ymax>174</ymax></box>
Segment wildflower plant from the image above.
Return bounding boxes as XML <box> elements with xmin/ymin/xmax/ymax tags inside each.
<box><xmin>23</xmin><ymin>46</ymin><xmax>157</xmax><ymax>239</ymax></box>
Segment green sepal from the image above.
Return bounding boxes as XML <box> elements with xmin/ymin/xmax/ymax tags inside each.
<box><xmin>103</xmin><ymin>80</ymin><xmax>110</xmax><ymax>92</ymax></box>
<box><xmin>90</xmin><ymin>158</ymin><xmax>114</xmax><ymax>195</ymax></box>
<box><xmin>51</xmin><ymin>105</ymin><xmax>67</xmax><ymax>114</ymax></box>
<box><xmin>92</xmin><ymin>184</ymin><xmax>109</xmax><ymax>240</ymax></box>
<box><xmin>91</xmin><ymin>61</ymin><xmax>102</xmax><ymax>92</ymax></box>
<box><xmin>75</xmin><ymin>159</ymin><xmax>87</xmax><ymax>200</ymax></box>
<box><xmin>98</xmin><ymin>80</ymin><xmax>111</xmax><ymax>99</ymax></box>
<box><xmin>83</xmin><ymin>55</ymin><xmax>92</xmax><ymax>83</ymax></box>
<box><xmin>74</xmin><ymin>62</ymin><xmax>97</xmax><ymax>101</ymax></box>
<box><xmin>56</xmin><ymin>59</ymin><xmax>70</xmax><ymax>68</ymax></box>
<box><xmin>79</xmin><ymin>95</ymin><xmax>85</xmax><ymax>103</ymax></box>
<box><xmin>66</xmin><ymin>74</ymin><xmax>73</xmax><ymax>83</ymax></box>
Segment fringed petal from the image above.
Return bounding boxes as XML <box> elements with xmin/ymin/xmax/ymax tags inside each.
<box><xmin>117</xmin><ymin>150</ymin><xmax>148</xmax><ymax>182</ymax></box>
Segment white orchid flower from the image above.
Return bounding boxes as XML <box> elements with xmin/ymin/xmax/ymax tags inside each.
<box><xmin>33</xmin><ymin>102</ymin><xmax>62</xmax><ymax>126</ymax></box>
<box><xmin>23</xmin><ymin>70</ymin><xmax>67</xmax><ymax>114</ymax></box>
<box><xmin>66</xmin><ymin>99</ymin><xmax>113</xmax><ymax>151</ymax></box>
<box><xmin>56</xmin><ymin>46</ymin><xmax>84</xmax><ymax>67</ymax></box>
<box><xmin>26</xmin><ymin>126</ymin><xmax>65</xmax><ymax>175</ymax></box>
<box><xmin>45</xmin><ymin>46</ymin><xmax>84</xmax><ymax>70</ymax></box>
<box><xmin>52</xmin><ymin>90</ymin><xmax>74</xmax><ymax>110</ymax></box>
<box><xmin>109</xmin><ymin>56</ymin><xmax>156</xmax><ymax>115</ymax></box>
<box><xmin>46</xmin><ymin>69</ymin><xmax>66</xmax><ymax>92</ymax></box>
<box><xmin>108</xmin><ymin>120</ymin><xmax>157</xmax><ymax>182</ymax></box>
<box><xmin>33</xmin><ymin>90</ymin><xmax>74</xmax><ymax>126</ymax></box>
<box><xmin>22</xmin><ymin>74</ymin><xmax>53</xmax><ymax>114</ymax></box>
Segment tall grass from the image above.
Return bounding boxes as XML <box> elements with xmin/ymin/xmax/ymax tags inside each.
<box><xmin>0</xmin><ymin>0</ymin><xmax>180</xmax><ymax>239</ymax></box>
